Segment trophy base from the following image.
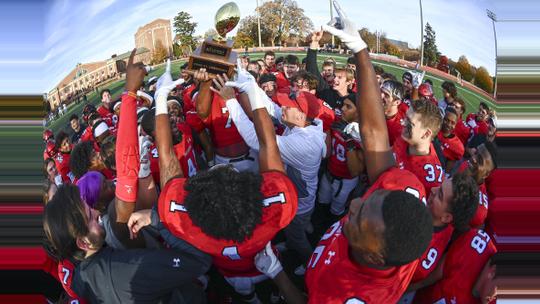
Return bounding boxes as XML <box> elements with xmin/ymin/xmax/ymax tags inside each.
<box><xmin>187</xmin><ymin>37</ymin><xmax>237</xmax><ymax>78</ymax></box>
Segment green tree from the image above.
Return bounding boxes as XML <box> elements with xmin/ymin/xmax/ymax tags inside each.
<box><xmin>203</xmin><ymin>28</ymin><xmax>219</xmax><ymax>40</ymax></box>
<box><xmin>237</xmin><ymin>1</ymin><xmax>313</xmax><ymax>47</ymax></box>
<box><xmin>359</xmin><ymin>28</ymin><xmax>377</xmax><ymax>52</ymax></box>
<box><xmin>172</xmin><ymin>43</ymin><xmax>182</xmax><ymax>58</ymax></box>
<box><xmin>455</xmin><ymin>55</ymin><xmax>474</xmax><ymax>81</ymax></box>
<box><xmin>236</xmin><ymin>15</ymin><xmax>272</xmax><ymax>46</ymax></box>
<box><xmin>474</xmin><ymin>66</ymin><xmax>494</xmax><ymax>93</ymax></box>
<box><xmin>233</xmin><ymin>32</ymin><xmax>255</xmax><ymax>48</ymax></box>
<box><xmin>384</xmin><ymin>41</ymin><xmax>401</xmax><ymax>57</ymax></box>
<box><xmin>173</xmin><ymin>11</ymin><xmax>198</xmax><ymax>52</ymax></box>
<box><xmin>152</xmin><ymin>40</ymin><xmax>168</xmax><ymax>64</ymax></box>
<box><xmin>423</xmin><ymin>23</ymin><xmax>439</xmax><ymax>67</ymax></box>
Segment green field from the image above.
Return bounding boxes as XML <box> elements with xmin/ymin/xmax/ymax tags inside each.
<box><xmin>48</xmin><ymin>51</ymin><xmax>522</xmax><ymax>133</ymax></box>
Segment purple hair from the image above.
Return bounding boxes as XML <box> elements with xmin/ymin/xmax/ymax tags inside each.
<box><xmin>76</xmin><ymin>171</ymin><xmax>103</xmax><ymax>209</ymax></box>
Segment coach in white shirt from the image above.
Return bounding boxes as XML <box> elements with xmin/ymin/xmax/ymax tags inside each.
<box><xmin>211</xmin><ymin>71</ymin><xmax>326</xmax><ymax>274</ymax></box>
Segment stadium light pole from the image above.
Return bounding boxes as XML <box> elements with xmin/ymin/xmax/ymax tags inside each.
<box><xmin>487</xmin><ymin>9</ymin><xmax>498</xmax><ymax>98</ymax></box>
<box><xmin>256</xmin><ymin>0</ymin><xmax>262</xmax><ymax>48</ymax></box>
<box><xmin>419</xmin><ymin>0</ymin><xmax>424</xmax><ymax>67</ymax></box>
<box><xmin>330</xmin><ymin>0</ymin><xmax>335</xmax><ymax>47</ymax></box>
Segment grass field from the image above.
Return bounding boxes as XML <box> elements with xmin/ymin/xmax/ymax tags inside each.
<box><xmin>48</xmin><ymin>51</ymin><xmax>511</xmax><ymax>133</ymax></box>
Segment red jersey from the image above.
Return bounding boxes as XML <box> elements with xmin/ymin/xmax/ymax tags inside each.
<box><xmin>274</xmin><ymin>71</ymin><xmax>291</xmax><ymax>93</ymax></box>
<box><xmin>457</xmin><ymin>162</ymin><xmax>489</xmax><ymax>228</ymax></box>
<box><xmin>398</xmin><ymin>100</ymin><xmax>410</xmax><ymax>115</ymax></box>
<box><xmin>411</xmin><ymin>224</ymin><xmax>454</xmax><ymax>284</ymax></box>
<box><xmin>454</xmin><ymin>119</ymin><xmax>471</xmax><ymax>145</ymax></box>
<box><xmin>181</xmin><ymin>83</ymin><xmax>197</xmax><ymax>113</ymax></box>
<box><xmin>185</xmin><ymin>111</ymin><xmax>205</xmax><ymax>134</ymax></box>
<box><xmin>158</xmin><ymin>171</ymin><xmax>298</xmax><ymax>277</ymax></box>
<box><xmin>306</xmin><ymin>217</ymin><xmax>419</xmax><ymax>304</ymax></box>
<box><xmin>58</xmin><ymin>259</ymin><xmax>87</xmax><ymax>304</ymax></box>
<box><xmin>202</xmin><ymin>93</ymin><xmax>246</xmax><ymax>150</ymax></box>
<box><xmin>55</xmin><ymin>152</ymin><xmax>74</xmax><ymax>184</ymax></box>
<box><xmin>393</xmin><ymin>137</ymin><xmax>444</xmax><ymax>197</ymax></box>
<box><xmin>437</xmin><ymin>132</ymin><xmax>465</xmax><ymax>161</ymax></box>
<box><xmin>470</xmin><ymin>183</ymin><xmax>489</xmax><ymax>228</ymax></box>
<box><xmin>386</xmin><ymin>111</ymin><xmax>405</xmax><ymax>147</ymax></box>
<box><xmin>80</xmin><ymin>126</ymin><xmax>94</xmax><ymax>142</ymax></box>
<box><xmin>466</xmin><ymin>113</ymin><xmax>489</xmax><ymax>137</ymax></box>
<box><xmin>149</xmin><ymin>123</ymin><xmax>199</xmax><ymax>185</ymax></box>
<box><xmin>414</xmin><ymin>229</ymin><xmax>497</xmax><ymax>304</ymax></box>
<box><xmin>274</xmin><ymin>92</ymin><xmax>336</xmax><ymax>132</ymax></box>
<box><xmin>97</xmin><ymin>105</ymin><xmax>114</xmax><ymax>127</ymax></box>
<box><xmin>328</xmin><ymin>128</ymin><xmax>361</xmax><ymax>179</ymax></box>
<box><xmin>306</xmin><ymin>167</ymin><xmax>426</xmax><ymax>303</ymax></box>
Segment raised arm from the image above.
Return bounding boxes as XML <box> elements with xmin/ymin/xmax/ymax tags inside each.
<box><xmin>193</xmin><ymin>69</ymin><xmax>213</xmax><ymax>119</ymax></box>
<box><xmin>115</xmin><ymin>49</ymin><xmax>145</xmax><ymax>224</ymax></box>
<box><xmin>212</xmin><ymin>73</ymin><xmax>285</xmax><ymax>173</ymax></box>
<box><xmin>154</xmin><ymin>59</ymin><xmax>185</xmax><ymax>188</ymax></box>
<box><xmin>323</xmin><ymin>0</ymin><xmax>395</xmax><ymax>183</ymax></box>
<box><xmin>306</xmin><ymin>30</ymin><xmax>329</xmax><ymax>93</ymax></box>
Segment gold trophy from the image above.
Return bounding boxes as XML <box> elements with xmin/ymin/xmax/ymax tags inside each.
<box><xmin>187</xmin><ymin>2</ymin><xmax>240</xmax><ymax>77</ymax></box>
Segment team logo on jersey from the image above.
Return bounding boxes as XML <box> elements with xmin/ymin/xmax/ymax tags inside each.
<box><xmin>324</xmin><ymin>251</ymin><xmax>336</xmax><ymax>265</ymax></box>
<box><xmin>172</xmin><ymin>258</ymin><xmax>181</xmax><ymax>267</ymax></box>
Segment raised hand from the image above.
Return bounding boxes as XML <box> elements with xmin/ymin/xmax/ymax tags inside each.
<box><xmin>310</xmin><ymin>29</ymin><xmax>324</xmax><ymax>49</ymax></box>
<box><xmin>321</xmin><ymin>0</ymin><xmax>367</xmax><ymax>53</ymax></box>
<box><xmin>156</xmin><ymin>59</ymin><xmax>184</xmax><ymax>97</ymax></box>
<box><xmin>125</xmin><ymin>48</ymin><xmax>148</xmax><ymax>93</ymax></box>
<box><xmin>412</xmin><ymin>70</ymin><xmax>426</xmax><ymax>88</ymax></box>
<box><xmin>210</xmin><ymin>74</ymin><xmax>236</xmax><ymax>101</ymax></box>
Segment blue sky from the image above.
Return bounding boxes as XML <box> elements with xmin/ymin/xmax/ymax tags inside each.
<box><xmin>1</xmin><ymin>0</ymin><xmax>539</xmax><ymax>94</ymax></box>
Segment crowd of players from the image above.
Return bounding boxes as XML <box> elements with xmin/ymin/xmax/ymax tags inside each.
<box><xmin>42</xmin><ymin>2</ymin><xmax>499</xmax><ymax>303</ymax></box>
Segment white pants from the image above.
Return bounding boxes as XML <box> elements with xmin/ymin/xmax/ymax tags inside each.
<box><xmin>318</xmin><ymin>173</ymin><xmax>358</xmax><ymax>216</ymax></box>
<box><xmin>224</xmin><ymin>274</ymin><xmax>268</xmax><ymax>295</ymax></box>
<box><xmin>214</xmin><ymin>149</ymin><xmax>259</xmax><ymax>173</ymax></box>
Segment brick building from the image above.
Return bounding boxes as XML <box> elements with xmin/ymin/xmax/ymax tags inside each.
<box><xmin>46</xmin><ymin>48</ymin><xmax>150</xmax><ymax>110</ymax></box>
<box><xmin>135</xmin><ymin>19</ymin><xmax>173</xmax><ymax>57</ymax></box>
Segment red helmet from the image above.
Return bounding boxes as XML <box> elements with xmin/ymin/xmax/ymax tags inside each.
<box><xmin>45</xmin><ymin>140</ymin><xmax>57</xmax><ymax>159</ymax></box>
<box><xmin>43</xmin><ymin>129</ymin><xmax>54</xmax><ymax>141</ymax></box>
<box><xmin>418</xmin><ymin>83</ymin><xmax>434</xmax><ymax>97</ymax></box>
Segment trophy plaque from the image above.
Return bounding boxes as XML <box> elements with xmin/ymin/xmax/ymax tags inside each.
<box><xmin>187</xmin><ymin>2</ymin><xmax>240</xmax><ymax>77</ymax></box>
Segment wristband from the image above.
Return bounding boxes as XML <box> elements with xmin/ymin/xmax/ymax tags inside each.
<box><xmin>155</xmin><ymin>93</ymin><xmax>168</xmax><ymax>116</ymax></box>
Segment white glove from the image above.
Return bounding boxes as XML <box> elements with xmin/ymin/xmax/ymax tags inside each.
<box><xmin>322</xmin><ymin>0</ymin><xmax>367</xmax><ymax>53</ymax></box>
<box><xmin>254</xmin><ymin>242</ymin><xmax>283</xmax><ymax>279</ymax></box>
<box><xmin>138</xmin><ymin>134</ymin><xmax>152</xmax><ymax>178</ymax></box>
<box><xmin>344</xmin><ymin>122</ymin><xmax>361</xmax><ymax>142</ymax></box>
<box><xmin>467</xmin><ymin>119</ymin><xmax>478</xmax><ymax>129</ymax></box>
<box><xmin>412</xmin><ymin>71</ymin><xmax>425</xmax><ymax>89</ymax></box>
<box><xmin>225</xmin><ymin>59</ymin><xmax>265</xmax><ymax>111</ymax></box>
<box><xmin>155</xmin><ymin>59</ymin><xmax>184</xmax><ymax>115</ymax></box>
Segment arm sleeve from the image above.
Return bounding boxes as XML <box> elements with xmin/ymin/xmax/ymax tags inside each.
<box><xmin>305</xmin><ymin>48</ymin><xmax>329</xmax><ymax>93</ymax></box>
<box><xmin>225</xmin><ymin>98</ymin><xmax>261</xmax><ymax>150</ymax></box>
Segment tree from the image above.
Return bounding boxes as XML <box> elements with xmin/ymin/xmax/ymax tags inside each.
<box><xmin>152</xmin><ymin>40</ymin><xmax>168</xmax><ymax>64</ymax></box>
<box><xmin>474</xmin><ymin>66</ymin><xmax>493</xmax><ymax>93</ymax></box>
<box><xmin>359</xmin><ymin>28</ymin><xmax>377</xmax><ymax>52</ymax></box>
<box><xmin>455</xmin><ymin>55</ymin><xmax>474</xmax><ymax>81</ymax></box>
<box><xmin>423</xmin><ymin>23</ymin><xmax>439</xmax><ymax>67</ymax></box>
<box><xmin>236</xmin><ymin>0</ymin><xmax>313</xmax><ymax>47</ymax></box>
<box><xmin>203</xmin><ymin>28</ymin><xmax>219</xmax><ymax>40</ymax></box>
<box><xmin>233</xmin><ymin>32</ymin><xmax>255</xmax><ymax>48</ymax></box>
<box><xmin>236</xmin><ymin>15</ymin><xmax>272</xmax><ymax>46</ymax></box>
<box><xmin>172</xmin><ymin>43</ymin><xmax>182</xmax><ymax>58</ymax></box>
<box><xmin>384</xmin><ymin>41</ymin><xmax>401</xmax><ymax>57</ymax></box>
<box><xmin>173</xmin><ymin>11</ymin><xmax>198</xmax><ymax>52</ymax></box>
